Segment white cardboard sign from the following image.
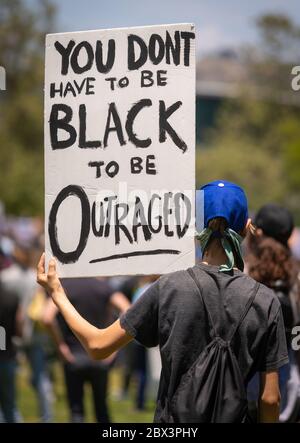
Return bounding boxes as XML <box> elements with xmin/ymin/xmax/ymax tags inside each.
<box><xmin>44</xmin><ymin>23</ymin><xmax>195</xmax><ymax>277</ymax></box>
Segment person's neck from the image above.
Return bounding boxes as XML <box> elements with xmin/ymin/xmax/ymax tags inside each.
<box><xmin>202</xmin><ymin>239</ymin><xmax>228</xmax><ymax>266</ymax></box>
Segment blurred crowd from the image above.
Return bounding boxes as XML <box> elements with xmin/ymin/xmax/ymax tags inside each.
<box><xmin>0</xmin><ymin>212</ymin><xmax>160</xmax><ymax>423</ymax></box>
<box><xmin>1</xmin><ymin>203</ymin><xmax>300</xmax><ymax>423</ymax></box>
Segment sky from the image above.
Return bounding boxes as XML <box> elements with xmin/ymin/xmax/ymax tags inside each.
<box><xmin>51</xmin><ymin>0</ymin><xmax>300</xmax><ymax>55</ymax></box>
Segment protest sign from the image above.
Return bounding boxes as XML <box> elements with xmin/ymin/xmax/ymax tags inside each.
<box><xmin>44</xmin><ymin>23</ymin><xmax>196</xmax><ymax>277</ymax></box>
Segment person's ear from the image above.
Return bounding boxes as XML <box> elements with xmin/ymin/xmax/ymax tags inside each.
<box><xmin>241</xmin><ymin>218</ymin><xmax>252</xmax><ymax>237</ymax></box>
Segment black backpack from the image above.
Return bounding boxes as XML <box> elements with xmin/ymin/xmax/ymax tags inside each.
<box><xmin>168</xmin><ymin>267</ymin><xmax>259</xmax><ymax>423</ymax></box>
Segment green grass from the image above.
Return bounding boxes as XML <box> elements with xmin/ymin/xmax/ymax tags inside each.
<box><xmin>16</xmin><ymin>356</ymin><xmax>155</xmax><ymax>423</ymax></box>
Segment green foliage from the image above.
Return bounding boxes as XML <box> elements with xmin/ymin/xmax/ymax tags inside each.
<box><xmin>0</xmin><ymin>0</ymin><xmax>56</xmax><ymax>215</ymax></box>
<box><xmin>256</xmin><ymin>13</ymin><xmax>300</xmax><ymax>60</ymax></box>
<box><xmin>197</xmin><ymin>14</ymin><xmax>300</xmax><ymax>222</ymax></box>
<box><xmin>197</xmin><ymin>136</ymin><xmax>285</xmax><ymax>211</ymax></box>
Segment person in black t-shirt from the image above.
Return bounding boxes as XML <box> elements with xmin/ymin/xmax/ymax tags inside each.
<box><xmin>43</xmin><ymin>278</ymin><xmax>130</xmax><ymax>423</ymax></box>
<box><xmin>37</xmin><ymin>181</ymin><xmax>288</xmax><ymax>423</ymax></box>
<box><xmin>247</xmin><ymin>204</ymin><xmax>297</xmax><ymax>345</ymax></box>
<box><xmin>0</xmin><ymin>253</ymin><xmax>23</xmax><ymax>423</ymax></box>
<box><xmin>246</xmin><ymin>204</ymin><xmax>300</xmax><ymax>421</ymax></box>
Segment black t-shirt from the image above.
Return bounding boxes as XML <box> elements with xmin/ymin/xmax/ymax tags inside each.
<box><xmin>273</xmin><ymin>286</ymin><xmax>294</xmax><ymax>347</ymax></box>
<box><xmin>0</xmin><ymin>277</ymin><xmax>20</xmax><ymax>361</ymax></box>
<box><xmin>120</xmin><ymin>263</ymin><xmax>289</xmax><ymax>422</ymax></box>
<box><xmin>59</xmin><ymin>278</ymin><xmax>113</xmax><ymax>354</ymax></box>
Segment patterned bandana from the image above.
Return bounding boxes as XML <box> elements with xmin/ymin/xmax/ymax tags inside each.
<box><xmin>196</xmin><ymin>227</ymin><xmax>244</xmax><ymax>273</ymax></box>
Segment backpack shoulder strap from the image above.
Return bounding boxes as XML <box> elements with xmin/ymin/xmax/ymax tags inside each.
<box><xmin>187</xmin><ymin>267</ymin><xmax>218</xmax><ymax>338</ymax></box>
<box><xmin>188</xmin><ymin>267</ymin><xmax>260</xmax><ymax>342</ymax></box>
<box><xmin>228</xmin><ymin>281</ymin><xmax>260</xmax><ymax>343</ymax></box>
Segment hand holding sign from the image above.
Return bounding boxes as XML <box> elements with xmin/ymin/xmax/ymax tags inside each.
<box><xmin>36</xmin><ymin>253</ymin><xmax>65</xmax><ymax>305</ymax></box>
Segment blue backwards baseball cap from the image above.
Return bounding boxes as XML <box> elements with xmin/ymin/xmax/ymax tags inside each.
<box><xmin>201</xmin><ymin>180</ymin><xmax>248</xmax><ymax>233</ymax></box>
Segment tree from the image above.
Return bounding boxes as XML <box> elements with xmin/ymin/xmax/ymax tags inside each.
<box><xmin>197</xmin><ymin>13</ymin><xmax>300</xmax><ymax>222</ymax></box>
<box><xmin>0</xmin><ymin>0</ymin><xmax>56</xmax><ymax>215</ymax></box>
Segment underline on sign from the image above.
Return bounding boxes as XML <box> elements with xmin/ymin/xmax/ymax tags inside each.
<box><xmin>89</xmin><ymin>249</ymin><xmax>181</xmax><ymax>263</ymax></box>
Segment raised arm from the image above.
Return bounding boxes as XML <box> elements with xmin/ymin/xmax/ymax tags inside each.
<box><xmin>37</xmin><ymin>254</ymin><xmax>133</xmax><ymax>360</ymax></box>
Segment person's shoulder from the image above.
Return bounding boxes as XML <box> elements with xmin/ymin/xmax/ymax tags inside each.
<box><xmin>157</xmin><ymin>269</ymin><xmax>190</xmax><ymax>291</ymax></box>
<box><xmin>242</xmin><ymin>273</ymin><xmax>281</xmax><ymax>311</ymax></box>
<box><xmin>1</xmin><ymin>264</ymin><xmax>22</xmax><ymax>281</ymax></box>
<box><xmin>0</xmin><ymin>264</ymin><xmax>24</xmax><ymax>292</ymax></box>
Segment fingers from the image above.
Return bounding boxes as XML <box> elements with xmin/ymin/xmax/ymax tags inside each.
<box><xmin>48</xmin><ymin>257</ymin><xmax>57</xmax><ymax>277</ymax></box>
<box><xmin>37</xmin><ymin>253</ymin><xmax>46</xmax><ymax>285</ymax></box>
<box><xmin>37</xmin><ymin>252</ymin><xmax>45</xmax><ymax>275</ymax></box>
<box><xmin>37</xmin><ymin>254</ymin><xmax>58</xmax><ymax>287</ymax></box>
